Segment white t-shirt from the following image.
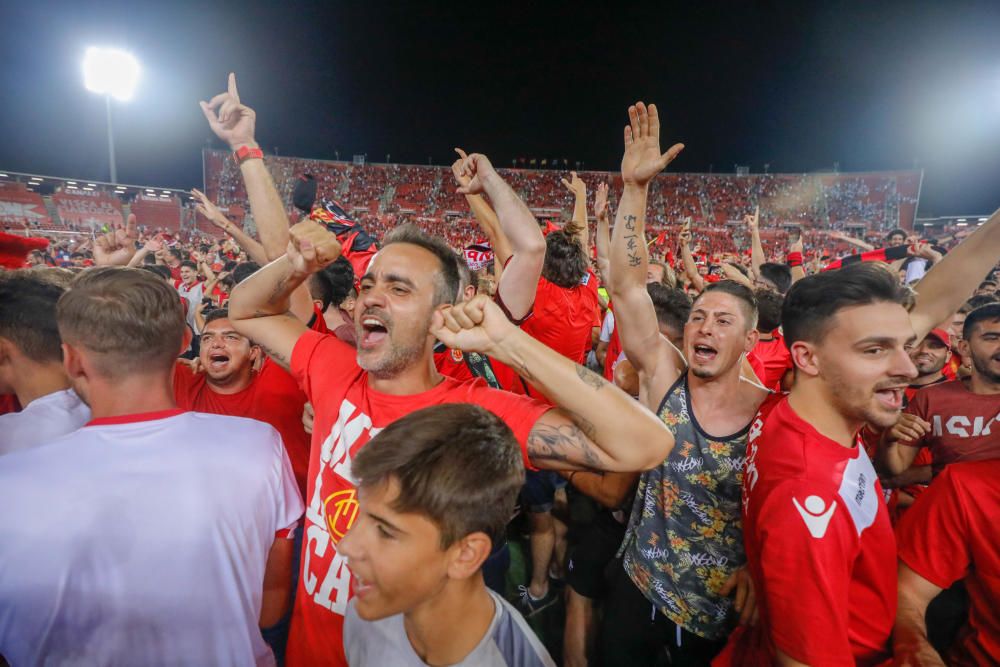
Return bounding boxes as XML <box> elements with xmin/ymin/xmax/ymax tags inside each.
<box><xmin>344</xmin><ymin>589</ymin><xmax>555</xmax><ymax>667</ymax></box>
<box><xmin>0</xmin><ymin>410</ymin><xmax>304</xmax><ymax>666</ymax></box>
<box><xmin>599</xmin><ymin>310</ymin><xmax>615</xmax><ymax>344</ymax></box>
<box><xmin>175</xmin><ymin>279</ymin><xmax>205</xmax><ymax>329</ymax></box>
<box><xmin>0</xmin><ymin>388</ymin><xmax>90</xmax><ymax>456</ymax></box>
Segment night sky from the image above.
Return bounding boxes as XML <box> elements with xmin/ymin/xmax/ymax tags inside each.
<box><xmin>3</xmin><ymin>0</ymin><xmax>1000</xmax><ymax>216</ymax></box>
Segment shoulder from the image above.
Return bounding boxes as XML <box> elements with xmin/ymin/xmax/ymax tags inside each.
<box><xmin>486</xmin><ymin>592</ymin><xmax>557</xmax><ymax>667</ymax></box>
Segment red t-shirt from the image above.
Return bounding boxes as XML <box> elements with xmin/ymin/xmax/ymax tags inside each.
<box><xmin>897</xmin><ymin>460</ymin><xmax>1000</xmax><ymax>667</ymax></box>
<box><xmin>309</xmin><ymin>303</ymin><xmax>331</xmax><ymax>335</ymax></box>
<box><xmin>602</xmin><ymin>304</ymin><xmax>623</xmax><ymax>382</ymax></box>
<box><xmin>172</xmin><ymin>361</ymin><xmax>311</xmax><ymax>497</ymax></box>
<box><xmin>720</xmin><ymin>397</ymin><xmax>895</xmax><ymax>666</ymax></box>
<box><xmin>434</xmin><ymin>348</ymin><xmax>527</xmax><ymax>395</ymax></box>
<box><xmin>902</xmin><ymin>380</ymin><xmax>1000</xmax><ymax>475</ymax></box>
<box><xmin>0</xmin><ymin>394</ymin><xmax>20</xmax><ymax>416</ymax></box>
<box><xmin>520</xmin><ymin>271</ymin><xmax>599</xmax><ymax>401</ymax></box>
<box><xmin>751</xmin><ymin>334</ymin><xmax>792</xmax><ymax>391</ymax></box>
<box><xmin>285</xmin><ymin>330</ymin><xmax>550</xmax><ymax>666</ymax></box>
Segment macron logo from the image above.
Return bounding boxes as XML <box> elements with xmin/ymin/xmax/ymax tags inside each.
<box><xmin>792</xmin><ymin>495</ymin><xmax>837</xmax><ymax>538</ymax></box>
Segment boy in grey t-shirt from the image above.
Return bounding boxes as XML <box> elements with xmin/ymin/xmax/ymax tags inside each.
<box><xmin>340</xmin><ymin>404</ymin><xmax>554</xmax><ymax>667</ymax></box>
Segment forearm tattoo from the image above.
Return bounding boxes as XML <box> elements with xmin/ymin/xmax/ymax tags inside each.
<box><xmin>527</xmin><ymin>417</ymin><xmax>601</xmax><ymax>469</ymax></box>
<box><xmin>575</xmin><ymin>364</ymin><xmax>607</xmax><ymax>391</ymax></box>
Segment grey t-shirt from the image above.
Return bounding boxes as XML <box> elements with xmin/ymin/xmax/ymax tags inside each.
<box><xmin>344</xmin><ymin>589</ymin><xmax>554</xmax><ymax>667</ymax></box>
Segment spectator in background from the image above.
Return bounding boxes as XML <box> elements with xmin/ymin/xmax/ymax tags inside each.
<box><xmin>0</xmin><ymin>273</ymin><xmax>90</xmax><ymax>455</ymax></box>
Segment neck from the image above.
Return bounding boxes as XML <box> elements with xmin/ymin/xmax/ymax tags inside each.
<box><xmin>206</xmin><ymin>366</ymin><xmax>255</xmax><ymax>395</ymax></box>
<box><xmin>968</xmin><ymin>371</ymin><xmax>1000</xmax><ymax>395</ymax></box>
<box><xmin>686</xmin><ymin>363</ymin><xmax>746</xmax><ymax>402</ymax></box>
<box><xmin>757</xmin><ymin>332</ymin><xmax>774</xmax><ymax>342</ymax></box>
<box><xmin>368</xmin><ymin>353</ymin><xmax>443</xmax><ymax>395</ymax></box>
<box><xmin>403</xmin><ymin>575</ymin><xmax>494</xmax><ymax>666</ymax></box>
<box><xmin>85</xmin><ymin>372</ymin><xmax>177</xmax><ymax>420</ymax></box>
<box><xmin>13</xmin><ymin>361</ymin><xmax>72</xmax><ymax>407</ymax></box>
<box><xmin>788</xmin><ymin>380</ymin><xmax>859</xmax><ymax>448</ymax></box>
<box><xmin>910</xmin><ymin>370</ymin><xmax>944</xmax><ymax>388</ymax></box>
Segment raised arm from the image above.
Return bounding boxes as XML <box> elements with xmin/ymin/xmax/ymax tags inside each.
<box><xmin>788</xmin><ymin>235</ymin><xmax>806</xmax><ymax>284</ymax></box>
<box><xmin>127</xmin><ymin>233</ymin><xmax>162</xmax><ymax>268</ymax></box>
<box><xmin>561</xmin><ymin>172</ymin><xmax>589</xmax><ymax>251</ymax></box>
<box><xmin>455</xmin><ymin>150</ymin><xmax>545</xmax><ymax>321</ymax></box>
<box><xmin>746</xmin><ymin>207</ymin><xmax>764</xmax><ymax>280</ymax></box>
<box><xmin>678</xmin><ymin>226</ymin><xmax>705</xmax><ymax>293</ymax></box>
<box><xmin>451</xmin><ymin>152</ymin><xmax>513</xmax><ymax>266</ymax></box>
<box><xmin>191</xmin><ymin>188</ymin><xmax>268</xmax><ymax>265</ymax></box>
<box><xmin>432</xmin><ymin>295</ymin><xmax>674</xmax><ymax>471</ymax></box>
<box><xmin>227</xmin><ymin>220</ymin><xmax>342</xmax><ymax>370</ymax></box>
<box><xmin>608</xmin><ymin>102</ymin><xmax>686</xmax><ymax>385</ymax></box>
<box><xmin>829</xmin><ymin>230</ymin><xmax>875</xmax><ymax>252</ymax></box>
<box><xmin>909</xmin><ymin>207</ymin><xmax>1000</xmax><ymax>339</ymax></box>
<box><xmin>200</xmin><ymin>74</ymin><xmax>315</xmax><ymax>324</ymax></box>
<box><xmin>593</xmin><ymin>182</ymin><xmax>611</xmax><ymax>285</ymax></box>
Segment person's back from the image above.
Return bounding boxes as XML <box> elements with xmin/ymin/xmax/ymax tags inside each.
<box><xmin>0</xmin><ymin>267</ymin><xmax>303</xmax><ymax>665</ymax></box>
<box><xmin>0</xmin><ymin>411</ymin><xmax>301</xmax><ymax>666</ymax></box>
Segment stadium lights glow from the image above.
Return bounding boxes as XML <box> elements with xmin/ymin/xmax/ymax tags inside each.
<box><xmin>82</xmin><ymin>47</ymin><xmax>140</xmax><ymax>101</ymax></box>
<box><xmin>87</xmin><ymin>183</ymin><xmax>96</xmax><ymax>187</ymax></box>
<box><xmin>30</xmin><ymin>177</ymin><xmax>42</xmax><ymax>181</ymax></box>
<box><xmin>979</xmin><ymin>217</ymin><xmax>988</xmax><ymax>221</ymax></box>
<box><xmin>66</xmin><ymin>185</ymin><xmax>78</xmax><ymax>189</ymax></box>
<box><xmin>68</xmin><ymin>181</ymin><xmax>77</xmax><ymax>185</ymax></box>
<box><xmin>956</xmin><ymin>222</ymin><xmax>969</xmax><ymax>227</ymax></box>
<box><xmin>957</xmin><ymin>218</ymin><xmax>967</xmax><ymax>222</ymax></box>
<box><xmin>0</xmin><ymin>173</ymin><xmax>7</xmax><ymax>177</ymax></box>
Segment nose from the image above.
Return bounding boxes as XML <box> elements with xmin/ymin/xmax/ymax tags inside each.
<box><xmin>338</xmin><ymin>523</ymin><xmax>361</xmax><ymax>561</ymax></box>
<box><xmin>892</xmin><ymin>346</ymin><xmax>918</xmax><ymax>381</ymax></box>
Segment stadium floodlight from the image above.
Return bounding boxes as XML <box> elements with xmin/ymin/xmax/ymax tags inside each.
<box><xmin>83</xmin><ymin>47</ymin><xmax>139</xmax><ymax>184</ymax></box>
<box><xmin>82</xmin><ymin>47</ymin><xmax>140</xmax><ymax>101</ymax></box>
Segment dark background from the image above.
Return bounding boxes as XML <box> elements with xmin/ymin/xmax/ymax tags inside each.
<box><xmin>2</xmin><ymin>0</ymin><xmax>1000</xmax><ymax>216</ymax></box>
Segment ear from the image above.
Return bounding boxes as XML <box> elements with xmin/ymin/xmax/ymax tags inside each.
<box><xmin>62</xmin><ymin>342</ymin><xmax>85</xmax><ymax>380</ymax></box>
<box><xmin>789</xmin><ymin>340</ymin><xmax>821</xmax><ymax>378</ymax></box>
<box><xmin>445</xmin><ymin>532</ymin><xmax>493</xmax><ymax>581</ymax></box>
<box><xmin>341</xmin><ymin>296</ymin><xmax>356</xmax><ymax>313</ymax></box>
<box><xmin>249</xmin><ymin>344</ymin><xmax>262</xmax><ymax>365</ymax></box>
<box><xmin>178</xmin><ymin>327</ymin><xmax>193</xmax><ymax>356</ymax></box>
<box><xmin>957</xmin><ymin>339</ymin><xmax>971</xmax><ymax>363</ymax></box>
<box><xmin>744</xmin><ymin>327</ymin><xmax>760</xmax><ymax>353</ymax></box>
<box><xmin>313</xmin><ymin>299</ymin><xmax>326</xmax><ymax>313</ymax></box>
<box><xmin>463</xmin><ymin>284</ymin><xmax>476</xmax><ymax>302</ymax></box>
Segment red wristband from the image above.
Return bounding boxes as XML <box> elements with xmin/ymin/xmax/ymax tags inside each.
<box><xmin>233</xmin><ymin>145</ymin><xmax>263</xmax><ymax>164</ymax></box>
<box><xmin>786</xmin><ymin>251</ymin><xmax>803</xmax><ymax>267</ymax></box>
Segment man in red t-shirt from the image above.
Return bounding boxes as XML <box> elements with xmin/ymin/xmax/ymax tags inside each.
<box><xmin>749</xmin><ymin>288</ymin><xmax>793</xmax><ymax>391</ymax></box>
<box><xmin>720</xmin><ymin>236</ymin><xmax>1000</xmax><ymax>665</ymax></box>
<box><xmin>173</xmin><ymin>309</ymin><xmax>311</xmax><ymax>497</ymax></box>
<box><xmin>210</xmin><ymin>74</ymin><xmax>676</xmax><ymax>667</ymax></box>
<box><xmin>895</xmin><ymin>460</ymin><xmax>1000</xmax><ymax>666</ymax></box>
<box><xmin>877</xmin><ymin>304</ymin><xmax>1000</xmax><ymax>479</ymax></box>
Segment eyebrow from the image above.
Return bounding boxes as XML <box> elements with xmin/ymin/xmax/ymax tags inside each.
<box><xmin>359</xmin><ymin>273</ymin><xmax>417</xmax><ymax>289</ymax></box>
<box><xmin>203</xmin><ymin>329</ymin><xmax>240</xmax><ymax>337</ymax></box>
<box><xmin>367</xmin><ymin>510</ymin><xmax>406</xmax><ymax>535</ymax></box>
<box><xmin>691</xmin><ymin>308</ymin><xmax>737</xmax><ymax>318</ymax></box>
<box><xmin>855</xmin><ymin>335</ymin><xmax>916</xmax><ymax>347</ymax></box>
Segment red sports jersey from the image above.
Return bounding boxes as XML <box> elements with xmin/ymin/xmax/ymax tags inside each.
<box><xmin>173</xmin><ymin>360</ymin><xmax>311</xmax><ymax>497</ymax></box>
<box><xmin>285</xmin><ymin>330</ymin><xmax>550</xmax><ymax>666</ymax></box>
<box><xmin>750</xmin><ymin>334</ymin><xmax>792</xmax><ymax>391</ymax></box>
<box><xmin>309</xmin><ymin>303</ymin><xmax>331</xmax><ymax>335</ymax></box>
<box><xmin>902</xmin><ymin>380</ymin><xmax>1000</xmax><ymax>475</ymax></box>
<box><xmin>520</xmin><ymin>271</ymin><xmax>599</xmax><ymax>401</ymax></box>
<box><xmin>602</xmin><ymin>304</ymin><xmax>623</xmax><ymax>382</ymax></box>
<box><xmin>897</xmin><ymin>460</ymin><xmax>1000</xmax><ymax>666</ymax></box>
<box><xmin>720</xmin><ymin>397</ymin><xmax>895</xmax><ymax>666</ymax></box>
<box><xmin>434</xmin><ymin>348</ymin><xmax>528</xmax><ymax>395</ymax></box>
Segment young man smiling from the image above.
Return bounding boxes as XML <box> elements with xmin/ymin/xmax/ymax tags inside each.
<box><xmin>340</xmin><ymin>404</ymin><xmax>554</xmax><ymax>667</ymax></box>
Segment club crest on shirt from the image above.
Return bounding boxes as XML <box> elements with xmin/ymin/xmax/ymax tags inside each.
<box><xmin>324</xmin><ymin>489</ymin><xmax>359</xmax><ymax>544</ymax></box>
<box><xmin>451</xmin><ymin>348</ymin><xmax>464</xmax><ymax>363</ymax></box>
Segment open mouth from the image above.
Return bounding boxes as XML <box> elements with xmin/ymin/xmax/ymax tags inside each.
<box><xmin>360</xmin><ymin>315</ymin><xmax>389</xmax><ymax>350</ymax></box>
<box><xmin>874</xmin><ymin>387</ymin><xmax>905</xmax><ymax>411</ymax></box>
<box><xmin>352</xmin><ymin>572</ymin><xmax>374</xmax><ymax>599</ymax></box>
<box><xmin>692</xmin><ymin>344</ymin><xmax>718</xmax><ymax>364</ymax></box>
<box><xmin>207</xmin><ymin>352</ymin><xmax>230</xmax><ymax>370</ymax></box>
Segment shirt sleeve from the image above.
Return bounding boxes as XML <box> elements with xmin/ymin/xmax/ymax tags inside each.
<box><xmin>290</xmin><ymin>329</ymin><xmax>359</xmax><ymax>403</ymax></box>
<box><xmin>896</xmin><ymin>465</ymin><xmax>971</xmax><ymax>590</ymax></box>
<box><xmin>269</xmin><ymin>426</ymin><xmax>305</xmax><ymax>539</ymax></box>
<box><xmin>753</xmin><ymin>478</ymin><xmax>858</xmax><ymax>665</ymax></box>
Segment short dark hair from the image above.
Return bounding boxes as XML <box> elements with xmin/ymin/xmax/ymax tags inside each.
<box><xmin>323</xmin><ymin>256</ymin><xmax>356</xmax><ymax>307</ymax></box>
<box><xmin>782</xmin><ymin>262</ymin><xmax>913</xmax><ymax>348</ymax></box>
<box><xmin>0</xmin><ymin>273</ymin><xmax>66</xmax><ymax>363</ymax></box>
<box><xmin>759</xmin><ymin>262</ymin><xmax>792</xmax><ymax>294</ymax></box>
<box><xmin>647</xmin><ymin>284</ymin><xmax>691</xmax><ymax>336</ymax></box>
<box><xmin>203</xmin><ymin>308</ymin><xmax>231</xmax><ymax>327</ymax></box>
<box><xmin>232</xmin><ymin>262</ymin><xmax>261</xmax><ymax>285</ymax></box>
<box><xmin>887</xmin><ymin>228</ymin><xmax>907</xmax><ymax>240</ymax></box>
<box><xmin>179</xmin><ymin>260</ymin><xmax>197</xmax><ymax>272</ymax></box>
<box><xmin>962</xmin><ymin>303</ymin><xmax>1000</xmax><ymax>341</ymax></box>
<box><xmin>965</xmin><ymin>294</ymin><xmax>1000</xmax><ymax>310</ymax></box>
<box><xmin>696</xmin><ymin>280</ymin><xmax>759</xmax><ymax>331</ymax></box>
<box><xmin>167</xmin><ymin>248</ymin><xmax>184</xmax><ymax>261</ymax></box>
<box><xmin>58</xmin><ymin>267</ymin><xmax>186</xmax><ymax>378</ymax></box>
<box><xmin>542</xmin><ymin>231</ymin><xmax>587</xmax><ymax>289</ymax></box>
<box><xmin>352</xmin><ymin>404</ymin><xmax>524</xmax><ymax>550</ymax></box>
<box><xmin>755</xmin><ymin>288</ymin><xmax>784</xmax><ymax>333</ymax></box>
<box><xmin>142</xmin><ymin>264</ymin><xmax>172</xmax><ymax>281</ymax></box>
<box><xmin>381</xmin><ymin>224</ymin><xmax>461</xmax><ymax>306</ymax></box>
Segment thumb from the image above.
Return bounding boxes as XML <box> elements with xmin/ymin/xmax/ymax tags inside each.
<box><xmin>719</xmin><ymin>572</ymin><xmax>737</xmax><ymax>597</ymax></box>
<box><xmin>659</xmin><ymin>143</ymin><xmax>685</xmax><ymax>168</ymax></box>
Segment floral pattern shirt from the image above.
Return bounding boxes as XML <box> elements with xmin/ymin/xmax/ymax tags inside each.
<box><xmin>619</xmin><ymin>375</ymin><xmax>751</xmax><ymax>640</ymax></box>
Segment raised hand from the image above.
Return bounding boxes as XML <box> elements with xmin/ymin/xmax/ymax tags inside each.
<box><xmin>93</xmin><ymin>213</ymin><xmax>138</xmax><ymax>266</ymax></box>
<box><xmin>621</xmin><ymin>102</ymin><xmax>684</xmax><ymax>187</ymax></box>
<box><xmin>744</xmin><ymin>205</ymin><xmax>759</xmax><ymax>231</ymax></box>
<box><xmin>199</xmin><ymin>73</ymin><xmax>256</xmax><ymax>150</ymax></box>
<box><xmin>561</xmin><ymin>171</ymin><xmax>586</xmax><ymax>197</ymax></box>
<box><xmin>453</xmin><ymin>149</ymin><xmax>499</xmax><ymax>196</ymax></box>
<box><xmin>430</xmin><ymin>294</ymin><xmax>515</xmax><ymax>356</ymax></box>
<box><xmin>191</xmin><ymin>188</ymin><xmax>230</xmax><ymax>229</ymax></box>
<box><xmin>286</xmin><ymin>219</ymin><xmax>342</xmax><ymax>277</ymax></box>
<box><xmin>885</xmin><ymin>413</ymin><xmax>931</xmax><ymax>446</ymax></box>
<box><xmin>144</xmin><ymin>234</ymin><xmax>164</xmax><ymax>252</ymax></box>
<box><xmin>594</xmin><ymin>182</ymin><xmax>610</xmax><ymax>221</ymax></box>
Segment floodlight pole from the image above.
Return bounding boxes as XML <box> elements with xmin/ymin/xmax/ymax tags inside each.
<box><xmin>105</xmin><ymin>95</ymin><xmax>118</xmax><ymax>184</ymax></box>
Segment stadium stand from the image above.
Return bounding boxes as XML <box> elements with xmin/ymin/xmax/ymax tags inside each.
<box><xmin>0</xmin><ymin>182</ymin><xmax>52</xmax><ymax>230</ymax></box>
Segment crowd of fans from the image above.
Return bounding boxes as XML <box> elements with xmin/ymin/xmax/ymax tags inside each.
<box><xmin>1</xmin><ymin>73</ymin><xmax>999</xmax><ymax>667</ymax></box>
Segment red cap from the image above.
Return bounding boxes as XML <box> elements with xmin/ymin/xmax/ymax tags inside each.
<box><xmin>0</xmin><ymin>231</ymin><xmax>48</xmax><ymax>269</ymax></box>
<box><xmin>925</xmin><ymin>328</ymin><xmax>952</xmax><ymax>349</ymax></box>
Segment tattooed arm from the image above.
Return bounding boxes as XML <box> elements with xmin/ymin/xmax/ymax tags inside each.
<box><xmin>228</xmin><ymin>219</ymin><xmax>343</xmax><ymax>370</ymax></box>
<box><xmin>432</xmin><ymin>294</ymin><xmax>675</xmax><ymax>471</ymax></box>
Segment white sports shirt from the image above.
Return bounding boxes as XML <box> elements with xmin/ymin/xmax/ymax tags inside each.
<box><xmin>0</xmin><ymin>409</ymin><xmax>304</xmax><ymax>666</ymax></box>
<box><xmin>0</xmin><ymin>388</ymin><xmax>91</xmax><ymax>456</ymax></box>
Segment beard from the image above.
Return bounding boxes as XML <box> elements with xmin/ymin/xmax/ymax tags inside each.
<box><xmin>826</xmin><ymin>367</ymin><xmax>904</xmax><ymax>430</ymax></box>
<box><xmin>971</xmin><ymin>352</ymin><xmax>1000</xmax><ymax>385</ymax></box>
<box><xmin>357</xmin><ymin>311</ymin><xmax>433</xmax><ymax>379</ymax></box>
